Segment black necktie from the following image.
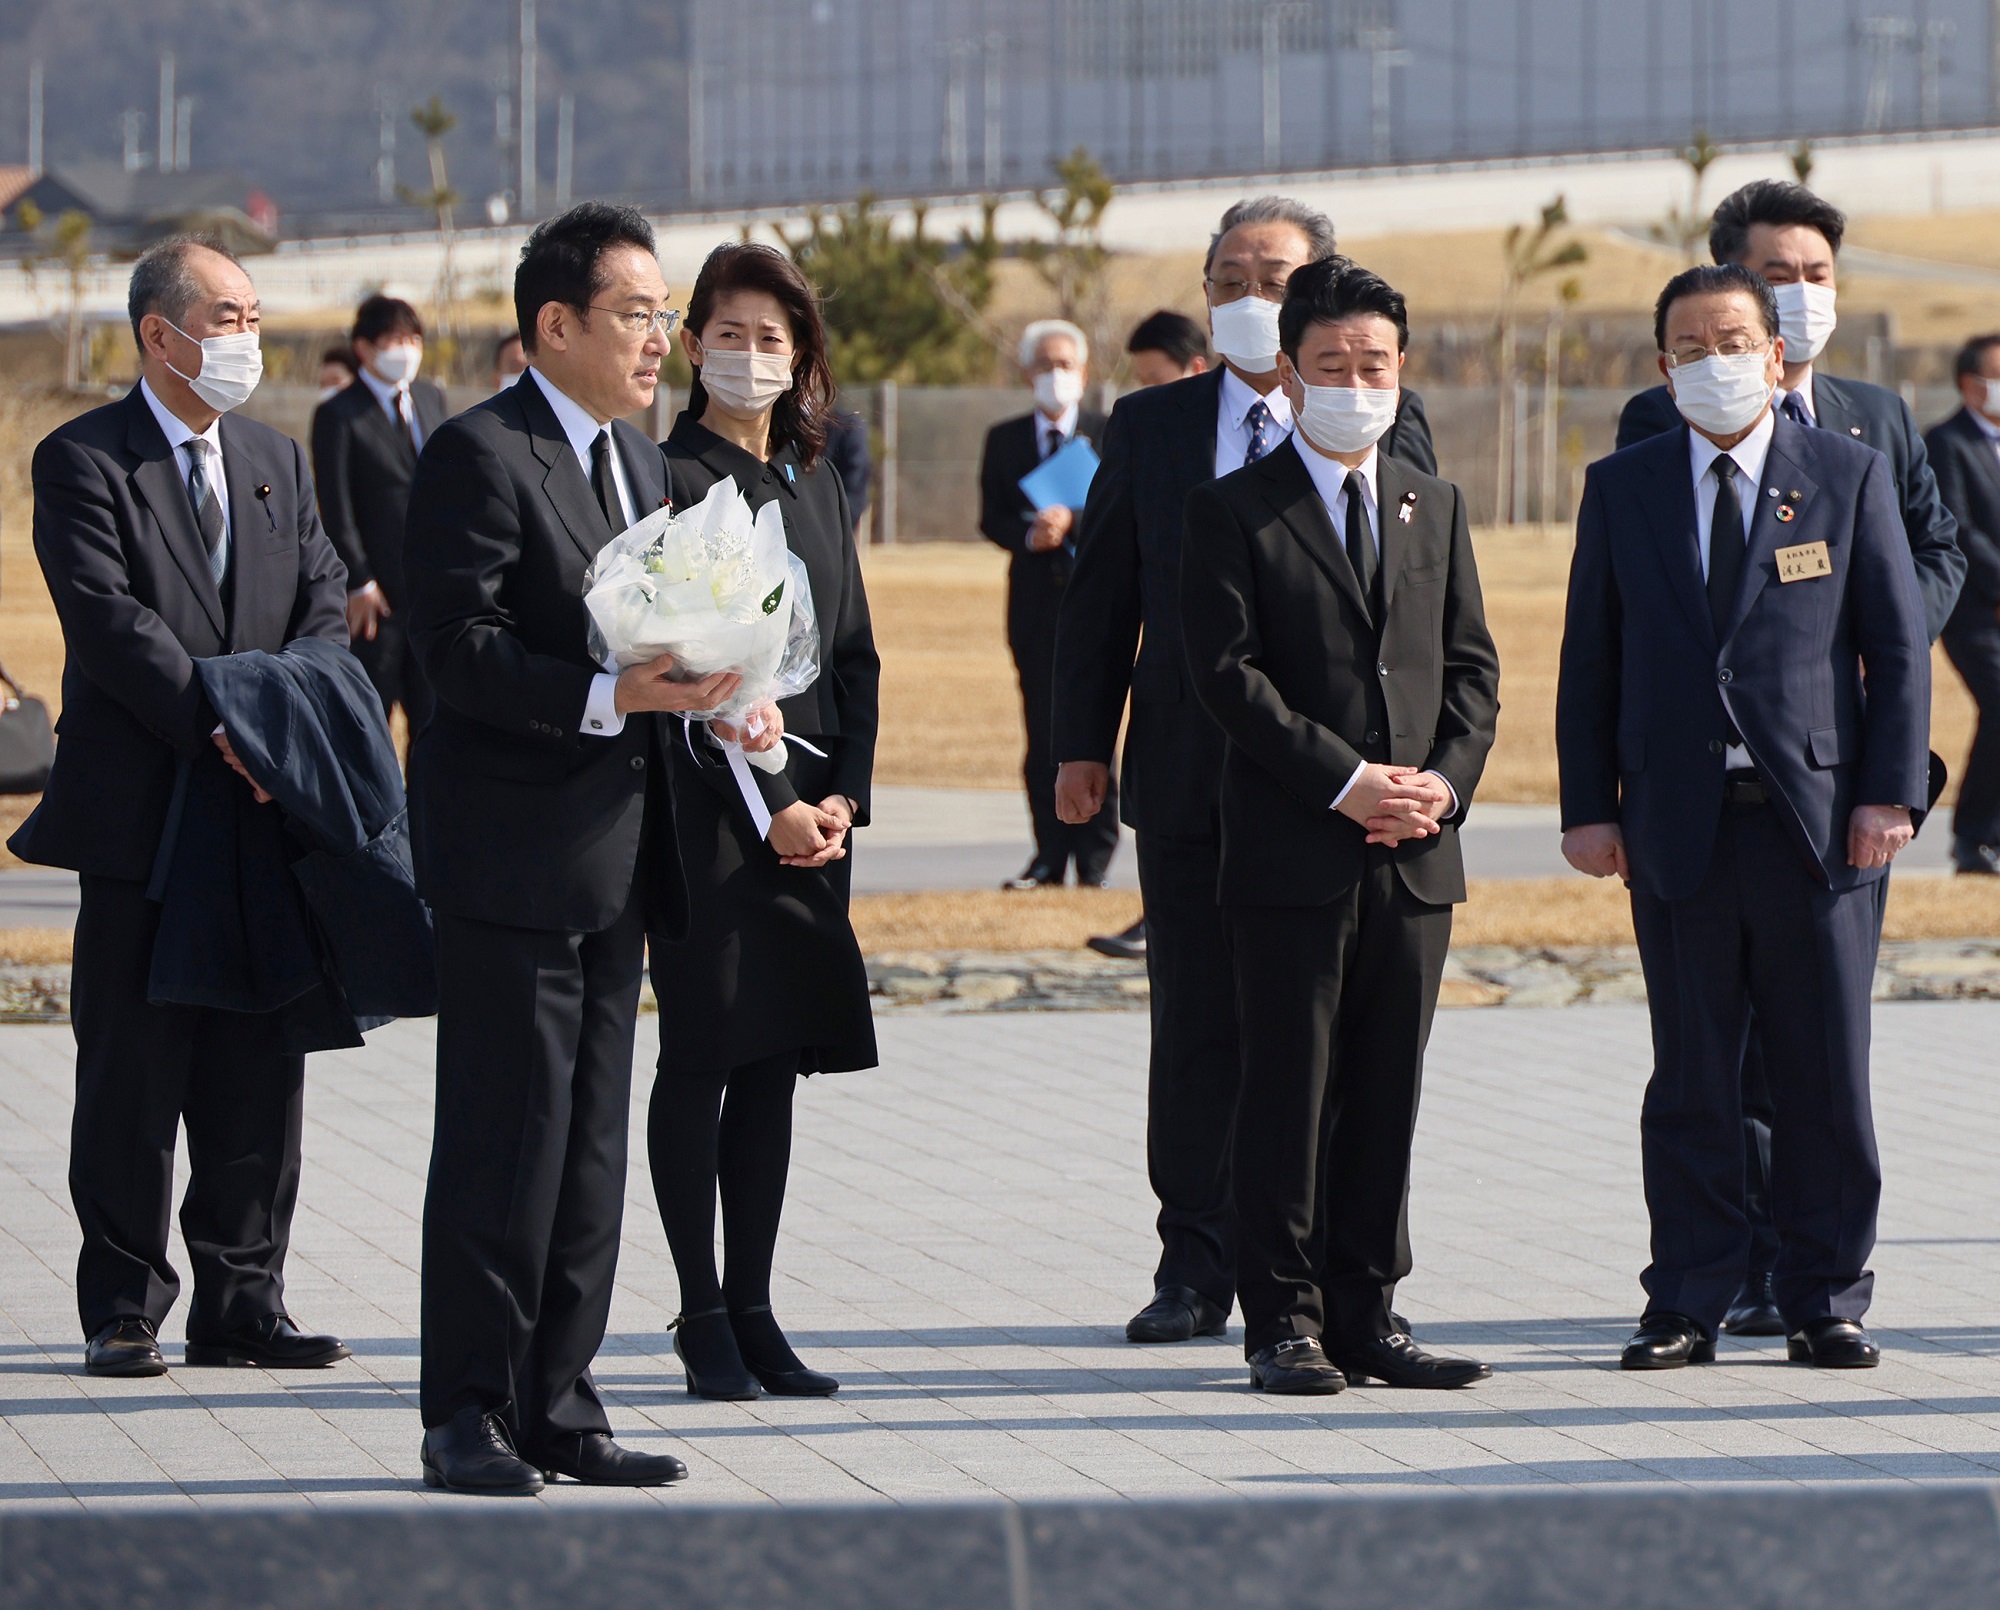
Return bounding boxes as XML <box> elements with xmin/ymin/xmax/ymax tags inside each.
<box><xmin>1707</xmin><ymin>454</ymin><xmax>1743</xmax><ymax>636</ymax></box>
<box><xmin>1044</xmin><ymin>425</ymin><xmax>1063</xmax><ymax>459</ymax></box>
<box><xmin>1343</xmin><ymin>470</ymin><xmax>1378</xmax><ymax>614</ymax></box>
<box><xmin>591</xmin><ymin>431</ymin><xmax>626</xmax><ymax>534</ymax></box>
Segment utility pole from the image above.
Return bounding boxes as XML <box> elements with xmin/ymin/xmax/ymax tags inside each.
<box><xmin>1359</xmin><ymin>28</ymin><xmax>1410</xmax><ymax>163</ymax></box>
<box><xmin>1262</xmin><ymin>8</ymin><xmax>1282</xmax><ymax>170</ymax></box>
<box><xmin>1859</xmin><ymin>17</ymin><xmax>1912</xmax><ymax>132</ymax></box>
<box><xmin>688</xmin><ymin>62</ymin><xmax>705</xmax><ymax>205</ymax></box>
<box><xmin>377</xmin><ymin>97</ymin><xmax>397</xmax><ymax>203</ymax></box>
<box><xmin>519</xmin><ymin>0</ymin><xmax>538</xmax><ymax>218</ymax></box>
<box><xmin>26</xmin><ymin>61</ymin><xmax>42</xmax><ymax>178</ymax></box>
<box><xmin>121</xmin><ymin>108</ymin><xmax>147</xmax><ymax>173</ymax></box>
<box><xmin>943</xmin><ymin>38</ymin><xmax>973</xmax><ymax>189</ymax></box>
<box><xmin>157</xmin><ymin>53</ymin><xmax>174</xmax><ymax>171</ymax></box>
<box><xmin>175</xmin><ymin>98</ymin><xmax>192</xmax><ymax>170</ymax></box>
<box><xmin>555</xmin><ymin>94</ymin><xmax>574</xmax><ymax>209</ymax></box>
<box><xmin>1919</xmin><ymin>21</ymin><xmax>1956</xmax><ymax>129</ymax></box>
<box><xmin>494</xmin><ymin>84</ymin><xmax>514</xmax><ymax>210</ymax></box>
<box><xmin>982</xmin><ymin>35</ymin><xmax>1003</xmax><ymax>190</ymax></box>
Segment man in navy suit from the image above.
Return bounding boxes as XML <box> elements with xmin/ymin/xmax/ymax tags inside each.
<box><xmin>1558</xmin><ymin>264</ymin><xmax>1930</xmax><ymax>1373</ymax></box>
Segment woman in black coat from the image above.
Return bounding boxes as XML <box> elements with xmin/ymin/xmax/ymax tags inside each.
<box><xmin>650</xmin><ymin>242</ymin><xmax>881</xmax><ymax>1401</ymax></box>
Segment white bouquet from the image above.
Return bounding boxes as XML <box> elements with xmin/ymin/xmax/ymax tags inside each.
<box><xmin>583</xmin><ymin>478</ymin><xmax>820</xmax><ymax>771</ymax></box>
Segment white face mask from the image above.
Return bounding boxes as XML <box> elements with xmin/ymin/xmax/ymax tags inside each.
<box><xmin>1208</xmin><ymin>295</ymin><xmax>1283</xmax><ymax>374</ymax></box>
<box><xmin>1669</xmin><ymin>351</ymin><xmax>1774</xmax><ymax>437</ymax></box>
<box><xmin>370</xmin><ymin>342</ymin><xmax>422</xmax><ymax>386</ymax></box>
<box><xmin>1770</xmin><ymin>280</ymin><xmax>1837</xmax><ymax>364</ymax></box>
<box><xmin>1297</xmin><ymin>383</ymin><xmax>1400</xmax><ymax>456</ymax></box>
<box><xmin>1032</xmin><ymin>367</ymin><xmax>1085</xmax><ymax>415</ymax></box>
<box><xmin>699</xmin><ymin>348</ymin><xmax>794</xmax><ymax>413</ymax></box>
<box><xmin>165</xmin><ymin>320</ymin><xmax>263</xmax><ymax>413</ymax></box>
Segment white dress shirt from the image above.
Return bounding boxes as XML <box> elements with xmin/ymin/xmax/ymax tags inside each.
<box><xmin>1293</xmin><ymin>437</ymin><xmax>1458</xmax><ymax>820</ymax></box>
<box><xmin>356</xmin><ymin>364</ymin><xmax>426</xmax><ymax>453</ymax></box>
<box><xmin>1688</xmin><ymin>403</ymin><xmax>1776</xmax><ymax>770</ymax></box>
<box><xmin>1969</xmin><ymin>402</ymin><xmax>2000</xmax><ymax>463</ymax></box>
<box><xmin>1214</xmin><ymin>366</ymin><xmax>1294</xmax><ymax>477</ymax></box>
<box><xmin>140</xmin><ymin>377</ymin><xmax>230</xmax><ymax>580</ymax></box>
<box><xmin>526</xmin><ymin>368</ymin><xmax>638</xmax><ymax>738</ymax></box>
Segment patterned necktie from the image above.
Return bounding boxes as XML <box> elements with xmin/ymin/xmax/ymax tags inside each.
<box><xmin>1707</xmin><ymin>455</ymin><xmax>1744</xmax><ymax>636</ymax></box>
<box><xmin>1243</xmin><ymin>399</ymin><xmax>1274</xmax><ymax>463</ymax></box>
<box><xmin>1781</xmin><ymin>390</ymin><xmax>1812</xmax><ymax>428</ymax></box>
<box><xmin>1343</xmin><ymin>469</ymin><xmax>1379</xmax><ymax>613</ymax></box>
<box><xmin>184</xmin><ymin>437</ymin><xmax>228</xmax><ymax>584</ymax></box>
<box><xmin>591</xmin><ymin>431</ymin><xmax>627</xmax><ymax>535</ymax></box>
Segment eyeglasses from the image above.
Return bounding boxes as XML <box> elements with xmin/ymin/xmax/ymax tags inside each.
<box><xmin>586</xmin><ymin>305</ymin><xmax>683</xmax><ymax>337</ymax></box>
<box><xmin>1664</xmin><ymin>337</ymin><xmax>1769</xmax><ymax>368</ymax></box>
<box><xmin>1204</xmin><ymin>275</ymin><xmax>1292</xmax><ymax>304</ymax></box>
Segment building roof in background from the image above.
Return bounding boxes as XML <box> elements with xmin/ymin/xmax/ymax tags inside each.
<box><xmin>4</xmin><ymin>163</ymin><xmax>277</xmax><ymax>255</ymax></box>
<box><xmin>0</xmin><ymin>169</ymin><xmax>31</xmax><ymax>212</ymax></box>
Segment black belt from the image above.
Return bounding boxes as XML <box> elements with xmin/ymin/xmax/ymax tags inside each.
<box><xmin>1723</xmin><ymin>769</ymin><xmax>1767</xmax><ymax>806</ymax></box>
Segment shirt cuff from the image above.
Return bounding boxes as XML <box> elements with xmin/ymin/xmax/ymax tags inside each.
<box><xmin>1329</xmin><ymin>760</ymin><xmax>1368</xmax><ymax>811</ymax></box>
<box><xmin>582</xmin><ymin>673</ymin><xmax>625</xmax><ymax>738</ymax></box>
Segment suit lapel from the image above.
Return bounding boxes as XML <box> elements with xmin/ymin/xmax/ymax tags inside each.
<box><xmin>123</xmin><ymin>390</ymin><xmax>226</xmax><ymax>637</ymax></box>
<box><xmin>1724</xmin><ymin>418</ymin><xmax>1820</xmax><ymax>643</ymax></box>
<box><xmin>613</xmin><ymin>420</ymin><xmax>668</xmax><ymax>517</ymax></box>
<box><xmin>219</xmin><ymin>416</ymin><xmax>279</xmax><ymax>648</ymax></box>
<box><xmin>1810</xmin><ymin>372</ymin><xmax>1863</xmax><ymax>444</ymax></box>
<box><xmin>1634</xmin><ymin>427</ymin><xmax>1712</xmax><ymax>649</ymax></box>
<box><xmin>1182</xmin><ymin>367</ymin><xmax>1224</xmax><ymax>483</ymax></box>
<box><xmin>1375</xmin><ymin>453</ymin><xmax>1413</xmax><ymax>617</ymax></box>
<box><xmin>1260</xmin><ymin>441</ymin><xmax>1372</xmax><ymax>621</ymax></box>
<box><xmin>357</xmin><ymin>388</ymin><xmax>416</xmax><ymax>468</ymax></box>
<box><xmin>1952</xmin><ymin>409</ymin><xmax>2000</xmax><ymax>508</ymax></box>
<box><xmin>519</xmin><ymin>373</ymin><xmax>614</xmax><ymax>562</ymax></box>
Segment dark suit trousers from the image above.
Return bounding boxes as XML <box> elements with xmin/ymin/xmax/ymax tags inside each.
<box><xmin>419</xmin><ymin>884</ymin><xmax>646</xmax><ymax>1443</ymax></box>
<box><xmin>1135</xmin><ymin>830</ymin><xmax>1241</xmax><ymax>1309</ymax></box>
<box><xmin>1943</xmin><ymin>617</ymin><xmax>2000</xmax><ymax>855</ymax></box>
<box><xmin>69</xmin><ymin>875</ymin><xmax>305</xmax><ymax>1340</ymax></box>
<box><xmin>1630</xmin><ymin>801</ymin><xmax>1881</xmax><ymax>1334</ymax></box>
<box><xmin>1009</xmin><ymin>579</ymin><xmax>1118</xmax><ymax>880</ymax></box>
<box><xmin>352</xmin><ymin>614</ymin><xmax>434</xmax><ymax>739</ymax></box>
<box><xmin>1228</xmin><ymin>848</ymin><xmax>1452</xmax><ymax>1357</ymax></box>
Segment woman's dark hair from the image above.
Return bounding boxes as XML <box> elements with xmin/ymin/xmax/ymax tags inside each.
<box><xmin>352</xmin><ymin>293</ymin><xmax>423</xmax><ymax>345</ymax></box>
<box><xmin>685</xmin><ymin>242</ymin><xmax>837</xmax><ymax>470</ymax></box>
<box><xmin>1653</xmin><ymin>263</ymin><xmax>1780</xmax><ymax>350</ymax></box>
<box><xmin>1126</xmin><ymin>309</ymin><xmax>1208</xmax><ymax>367</ymax></box>
<box><xmin>1277</xmin><ymin>256</ymin><xmax>1407</xmax><ymax>358</ymax></box>
<box><xmin>1709</xmin><ymin>180</ymin><xmax>1846</xmax><ymax>266</ymax></box>
<box><xmin>514</xmin><ymin>201</ymin><xmax>657</xmax><ymax>353</ymax></box>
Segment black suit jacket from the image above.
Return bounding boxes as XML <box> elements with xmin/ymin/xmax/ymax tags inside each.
<box><xmin>1053</xmin><ymin>367</ymin><xmax>1436</xmax><ymax>838</ymax></box>
<box><xmin>1180</xmin><ymin>439</ymin><xmax>1498</xmax><ymax>908</ymax></box>
<box><xmin>403</xmin><ymin>371</ymin><xmax>685</xmax><ymax>935</ymax></box>
<box><xmin>979</xmin><ymin>407</ymin><xmax>1108</xmax><ymax>599</ymax></box>
<box><xmin>11</xmin><ymin>385</ymin><xmax>348</xmax><ymax>880</ymax></box>
<box><xmin>311</xmin><ymin>376</ymin><xmax>447</xmax><ymax>605</ymax></box>
<box><xmin>1617</xmin><ymin>374</ymin><xmax>1963</xmax><ymax>641</ymax></box>
<box><xmin>1558</xmin><ymin>418</ymin><xmax>1930</xmax><ymax>901</ymax></box>
<box><xmin>1925</xmin><ymin>407</ymin><xmax>2000</xmax><ymax>632</ymax></box>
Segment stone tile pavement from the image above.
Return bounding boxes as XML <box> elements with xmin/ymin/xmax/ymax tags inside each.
<box><xmin>2</xmin><ymin>1003</ymin><xmax>2000</xmax><ymax>1510</ymax></box>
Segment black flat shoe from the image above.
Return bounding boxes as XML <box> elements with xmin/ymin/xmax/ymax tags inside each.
<box><xmin>672</xmin><ymin>1308</ymin><xmax>762</xmax><ymax>1400</ymax></box>
<box><xmin>1002</xmin><ymin>861</ymin><xmax>1063</xmax><ymax>891</ymax></box>
<box><xmin>1247</xmin><ymin>1337</ymin><xmax>1347</xmax><ymax>1395</ymax></box>
<box><xmin>1126</xmin><ymin>1285</ymin><xmax>1229</xmax><ymax>1343</ymax></box>
<box><xmin>1787</xmin><ymin>1317</ymin><xmax>1880</xmax><ymax>1369</ymax></box>
<box><xmin>184</xmin><ymin>1313</ymin><xmax>350</xmax><ymax>1369</ymax></box>
<box><xmin>531</xmin><ymin>1431</ymin><xmax>688</xmax><ymax>1486</ymax></box>
<box><xmin>420</xmin><ymin>1407</ymin><xmax>544</xmax><ymax>1496</ymax></box>
<box><xmin>1720</xmin><ymin>1271</ymin><xmax>1785</xmax><ymax>1337</ymax></box>
<box><xmin>730</xmin><ymin>1305</ymin><xmax>838</xmax><ymax>1396</ymax></box>
<box><xmin>84</xmin><ymin>1318</ymin><xmax>166</xmax><ymax>1378</ymax></box>
<box><xmin>1328</xmin><ymin>1332</ymin><xmax>1490</xmax><ymax>1389</ymax></box>
<box><xmin>1620</xmin><ymin>1313</ymin><xmax>1715</xmax><ymax>1370</ymax></box>
<box><xmin>1086</xmin><ymin>918</ymin><xmax>1146</xmax><ymax>961</ymax></box>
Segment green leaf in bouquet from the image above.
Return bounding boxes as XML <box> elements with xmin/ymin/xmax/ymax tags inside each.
<box><xmin>761</xmin><ymin>581</ymin><xmax>785</xmax><ymax>615</ymax></box>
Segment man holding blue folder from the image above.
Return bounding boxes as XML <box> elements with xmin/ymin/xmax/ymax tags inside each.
<box><xmin>979</xmin><ymin>319</ymin><xmax>1118</xmax><ymax>888</ymax></box>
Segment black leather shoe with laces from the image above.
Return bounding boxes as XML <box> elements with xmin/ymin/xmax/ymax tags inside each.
<box><xmin>183</xmin><ymin>1313</ymin><xmax>350</xmax><ymax>1369</ymax></box>
<box><xmin>1125</xmin><ymin>1286</ymin><xmax>1229</xmax><ymax>1343</ymax></box>
<box><xmin>532</xmin><ymin>1431</ymin><xmax>688</xmax><ymax>1486</ymax></box>
<box><xmin>1787</xmin><ymin>1317</ymin><xmax>1880</xmax><ymax>1368</ymax></box>
<box><xmin>1620</xmin><ymin>1314</ymin><xmax>1715</xmax><ymax>1370</ymax></box>
<box><xmin>85</xmin><ymin>1318</ymin><xmax>167</xmax><ymax>1378</ymax></box>
<box><xmin>420</xmin><ymin>1408</ymin><xmax>544</xmax><ymax>1496</ymax></box>
<box><xmin>1720</xmin><ymin>1271</ymin><xmax>1785</xmax><ymax>1337</ymax></box>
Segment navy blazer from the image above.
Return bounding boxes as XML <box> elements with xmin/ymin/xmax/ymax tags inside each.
<box><xmin>1617</xmin><ymin>375</ymin><xmax>1963</xmax><ymax>641</ymax></box>
<box><xmin>1924</xmin><ymin>407</ymin><xmax>2000</xmax><ymax>627</ymax></box>
<box><xmin>1557</xmin><ymin>417</ymin><xmax>1930</xmax><ymax>901</ymax></box>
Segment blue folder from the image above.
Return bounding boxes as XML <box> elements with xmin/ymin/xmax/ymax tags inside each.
<box><xmin>1018</xmin><ymin>435</ymin><xmax>1101</xmax><ymax>512</ymax></box>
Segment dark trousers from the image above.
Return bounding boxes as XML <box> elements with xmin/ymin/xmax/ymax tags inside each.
<box><xmin>1227</xmin><ymin>850</ymin><xmax>1452</xmax><ymax>1357</ymax></box>
<box><xmin>69</xmin><ymin>875</ymin><xmax>305</xmax><ymax>1340</ymax></box>
<box><xmin>1136</xmin><ymin>830</ymin><xmax>1242</xmax><ymax>1309</ymax></box>
<box><xmin>419</xmin><ymin>888</ymin><xmax>646</xmax><ymax>1445</ymax></box>
<box><xmin>353</xmin><ymin>614</ymin><xmax>434</xmax><ymax>739</ymax></box>
<box><xmin>1010</xmin><ymin>589</ymin><xmax>1118</xmax><ymax>881</ymax></box>
<box><xmin>1943</xmin><ymin>617</ymin><xmax>2000</xmax><ymax>859</ymax></box>
<box><xmin>1629</xmin><ymin>802</ymin><xmax>1881</xmax><ymax>1334</ymax></box>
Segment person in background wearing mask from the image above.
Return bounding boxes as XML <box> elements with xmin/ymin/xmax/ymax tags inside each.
<box><xmin>318</xmin><ymin>345</ymin><xmax>357</xmax><ymax>401</ymax></box>
<box><xmin>311</xmin><ymin>295</ymin><xmax>448</xmax><ymax>741</ymax></box>
<box><xmin>978</xmin><ymin>319</ymin><xmax>1117</xmax><ymax>889</ymax></box>
<box><xmin>1126</xmin><ymin>308</ymin><xmax>1210</xmax><ymax>389</ymax></box>
<box><xmin>13</xmin><ymin>233</ymin><xmax>352</xmax><ymax>1378</ymax></box>
<box><xmin>1560</xmin><ymin>264</ymin><xmax>1929</xmax><ymax>1374</ymax></box>
<box><xmin>1051</xmin><ymin>196</ymin><xmax>1436</xmax><ymax>1350</ymax></box>
<box><xmin>492</xmin><ymin>330</ymin><xmax>528</xmax><ymax>389</ymax></box>
<box><xmin>1181</xmin><ymin>258</ymin><xmax>1498</xmax><ymax>1395</ymax></box>
<box><xmin>1613</xmin><ymin>180</ymin><xmax>1963</xmax><ymax>1341</ymax></box>
<box><xmin>1927</xmin><ymin>335</ymin><xmax>2000</xmax><ymax>874</ymax></box>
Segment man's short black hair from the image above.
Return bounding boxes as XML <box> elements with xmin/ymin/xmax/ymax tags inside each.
<box><xmin>352</xmin><ymin>293</ymin><xmax>423</xmax><ymax>345</ymax></box>
<box><xmin>1709</xmin><ymin>180</ymin><xmax>1847</xmax><ymax>265</ymax></box>
<box><xmin>1956</xmin><ymin>334</ymin><xmax>2000</xmax><ymax>380</ymax></box>
<box><xmin>1126</xmin><ymin>309</ymin><xmax>1208</xmax><ymax>367</ymax></box>
<box><xmin>321</xmin><ymin>345</ymin><xmax>357</xmax><ymax>375</ymax></box>
<box><xmin>513</xmin><ymin>201</ymin><xmax>657</xmax><ymax>353</ymax></box>
<box><xmin>1277</xmin><ymin>256</ymin><xmax>1407</xmax><ymax>358</ymax></box>
<box><xmin>1653</xmin><ymin>263</ymin><xmax>1780</xmax><ymax>351</ymax></box>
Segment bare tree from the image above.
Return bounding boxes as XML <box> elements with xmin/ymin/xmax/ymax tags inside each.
<box><xmin>400</xmin><ymin>96</ymin><xmax>463</xmax><ymax>375</ymax></box>
<box><xmin>1496</xmin><ymin>195</ymin><xmax>1586</xmax><ymax>526</ymax></box>
<box><xmin>1652</xmin><ymin>129</ymin><xmax>1723</xmax><ymax>264</ymax></box>
<box><xmin>15</xmin><ymin>201</ymin><xmax>97</xmax><ymax>389</ymax></box>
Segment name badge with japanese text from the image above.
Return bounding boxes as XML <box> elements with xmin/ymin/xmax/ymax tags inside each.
<box><xmin>1775</xmin><ymin>540</ymin><xmax>1831</xmax><ymax>583</ymax></box>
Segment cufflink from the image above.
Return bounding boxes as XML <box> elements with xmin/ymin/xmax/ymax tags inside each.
<box><xmin>590</xmin><ymin>719</ymin><xmax>603</xmax><ymax>730</ymax></box>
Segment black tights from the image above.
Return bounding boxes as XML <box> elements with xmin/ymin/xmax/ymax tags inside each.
<box><xmin>647</xmin><ymin>1050</ymin><xmax>799</xmax><ymax>1316</ymax></box>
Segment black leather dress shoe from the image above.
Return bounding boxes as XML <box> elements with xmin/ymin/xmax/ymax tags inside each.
<box><xmin>421</xmin><ymin>1408</ymin><xmax>544</xmax><ymax>1496</ymax></box>
<box><xmin>1125</xmin><ymin>1286</ymin><xmax>1229</xmax><ymax>1343</ymax></box>
<box><xmin>731</xmin><ymin>1306</ymin><xmax>838</xmax><ymax>1396</ymax></box>
<box><xmin>533</xmin><ymin>1431</ymin><xmax>688</xmax><ymax>1487</ymax></box>
<box><xmin>1620</xmin><ymin>1314</ymin><xmax>1715</xmax><ymax>1370</ymax></box>
<box><xmin>85</xmin><ymin>1318</ymin><xmax>166</xmax><ymax>1378</ymax></box>
<box><xmin>183</xmin><ymin>1313</ymin><xmax>350</xmax><ymax>1369</ymax></box>
<box><xmin>673</xmin><ymin>1308</ymin><xmax>761</xmax><ymax>1400</ymax></box>
<box><xmin>1086</xmin><ymin>918</ymin><xmax>1146</xmax><ymax>961</ymax></box>
<box><xmin>1720</xmin><ymin>1271</ymin><xmax>1786</xmax><ymax>1337</ymax></box>
<box><xmin>1247</xmin><ymin>1337</ymin><xmax>1347</xmax><ymax>1395</ymax></box>
<box><xmin>1787</xmin><ymin>1317</ymin><xmax>1880</xmax><ymax>1368</ymax></box>
<box><xmin>1002</xmin><ymin>862</ymin><xmax>1063</xmax><ymax>891</ymax></box>
<box><xmin>1328</xmin><ymin>1332</ymin><xmax>1491</xmax><ymax>1389</ymax></box>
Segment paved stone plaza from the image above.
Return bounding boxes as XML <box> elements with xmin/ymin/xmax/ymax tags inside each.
<box><xmin>2</xmin><ymin>1003</ymin><xmax>2000</xmax><ymax>1509</ymax></box>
